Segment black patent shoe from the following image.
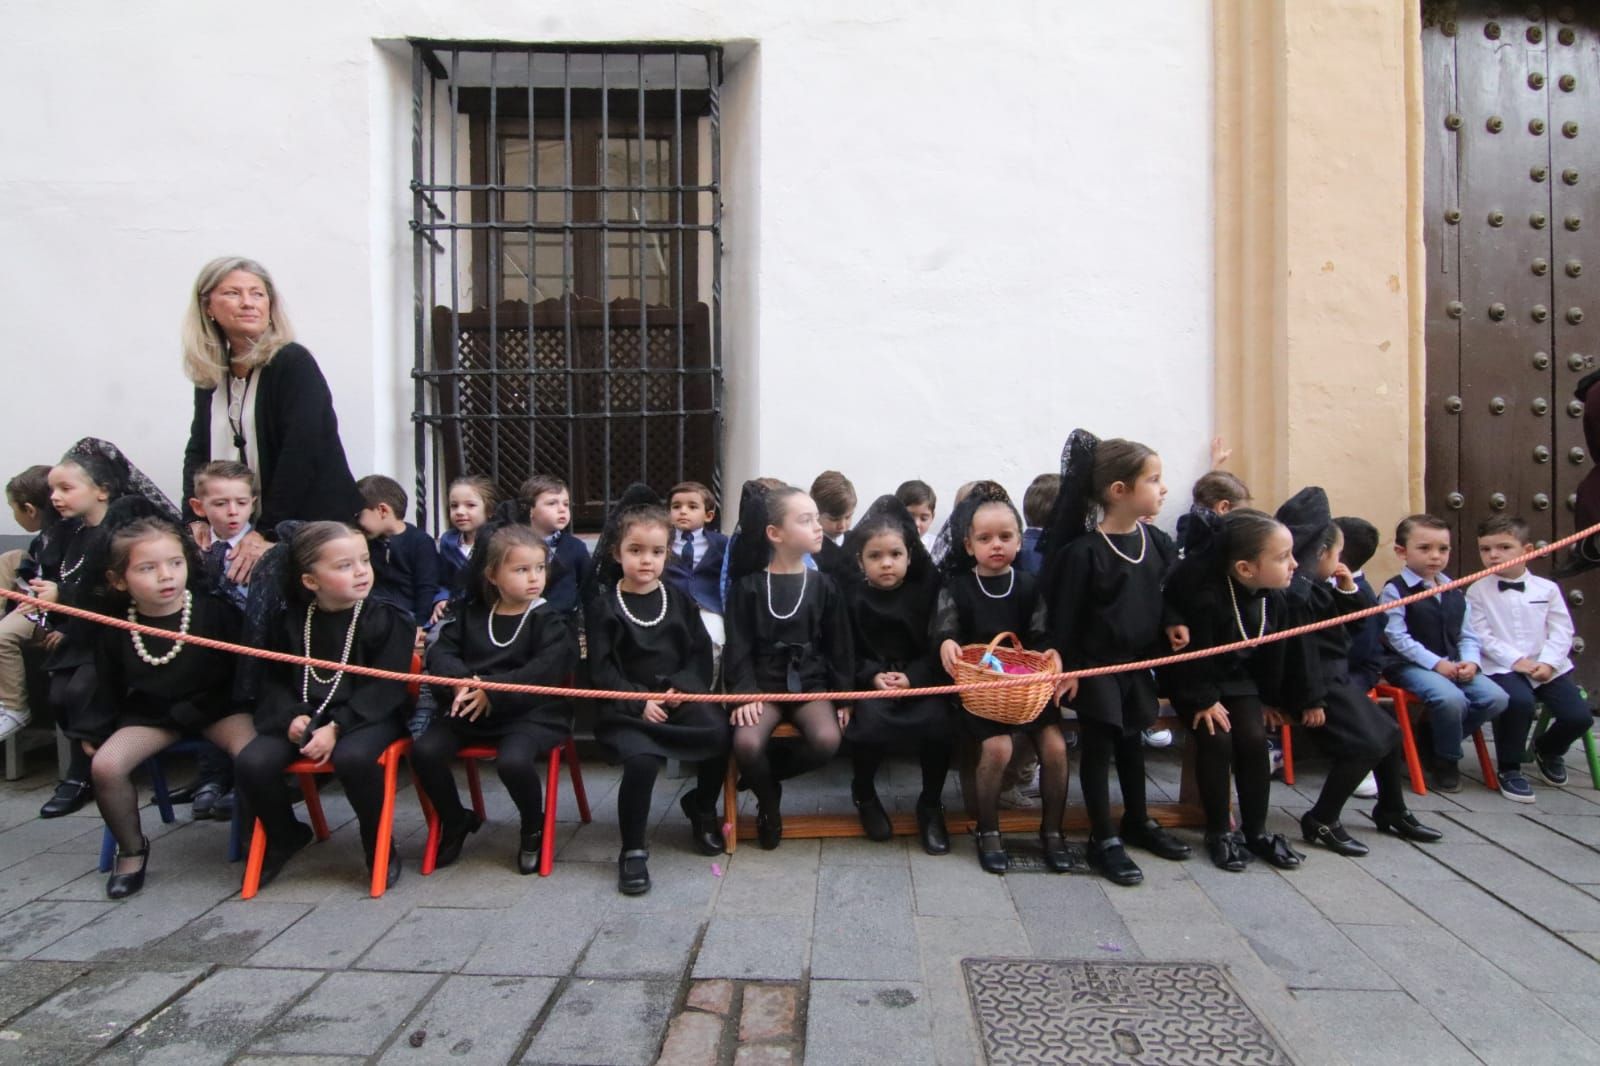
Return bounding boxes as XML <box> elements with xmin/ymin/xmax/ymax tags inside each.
<box><xmin>1087</xmin><ymin>836</ymin><xmax>1143</xmax><ymax>886</ymax></box>
<box><xmin>618</xmin><ymin>849</ymin><xmax>651</xmax><ymax>895</ymax></box>
<box><xmin>1121</xmin><ymin>815</ymin><xmax>1192</xmax><ymax>861</ymax></box>
<box><xmin>517</xmin><ymin>829</ymin><xmax>543</xmax><ymax>875</ymax></box>
<box><xmin>1205</xmin><ymin>831</ymin><xmax>1252</xmax><ymax>872</ymax></box>
<box><xmin>1247</xmin><ymin>832</ymin><xmax>1304</xmax><ymax>869</ymax></box>
<box><xmin>852</xmin><ymin>783</ymin><xmax>893</xmax><ymax>842</ymax></box>
<box><xmin>916</xmin><ymin>799</ymin><xmax>950</xmax><ymax>855</ymax></box>
<box><xmin>756</xmin><ymin>785</ymin><xmax>783</xmax><ymax>850</ymax></box>
<box><xmin>106</xmin><ymin>836</ymin><xmax>150</xmax><ymax>899</ymax></box>
<box><xmin>1300</xmin><ymin>812</ymin><xmax>1369</xmax><ymax>857</ymax></box>
<box><xmin>976</xmin><ymin>831</ymin><xmax>1009</xmax><ymax>875</ymax></box>
<box><xmin>40</xmin><ymin>779</ymin><xmax>92</xmax><ymax>819</ymax></box>
<box><xmin>435</xmin><ymin>811</ymin><xmax>484</xmax><ymax>869</ymax></box>
<box><xmin>680</xmin><ymin>793</ymin><xmax>726</xmax><ymax>855</ymax></box>
<box><xmin>1368</xmin><ymin>808</ymin><xmax>1443</xmax><ymax>843</ymax></box>
<box><xmin>256</xmin><ymin>821</ymin><xmax>315</xmax><ymax>891</ymax></box>
<box><xmin>1040</xmin><ymin>831</ymin><xmax>1090</xmax><ymax>874</ymax></box>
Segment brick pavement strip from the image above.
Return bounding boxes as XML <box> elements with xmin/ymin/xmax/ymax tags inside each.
<box><xmin>520</xmin><ymin>977</ymin><xmax>676</xmax><ymax>1066</ymax></box>
<box><xmin>656</xmin><ymin>1010</ymin><xmax>725</xmax><ymax>1065</ymax></box>
<box><xmin>734</xmin><ymin>1045</ymin><xmax>797</xmax><ymax>1065</ymax></box>
<box><xmin>685</xmin><ymin>977</ymin><xmax>734</xmax><ymax>1015</ymax></box>
<box><xmin>737</xmin><ymin>983</ymin><xmax>799</xmax><ymax>1042</ymax></box>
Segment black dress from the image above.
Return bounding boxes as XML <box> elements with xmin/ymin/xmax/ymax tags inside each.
<box><xmin>1283</xmin><ymin>576</ymin><xmax>1397</xmax><ymax>762</ymax></box>
<box><xmin>930</xmin><ymin>568</ymin><xmax>1059</xmax><ymax>739</ymax></box>
<box><xmin>425</xmin><ymin>602</ymin><xmax>577</xmax><ymax>750</ymax></box>
<box><xmin>845</xmin><ymin>573</ymin><xmax>952</xmax><ymax>747</ymax></box>
<box><xmin>255</xmin><ymin>599</ymin><xmax>416</xmax><ymax>738</ymax></box>
<box><xmin>73</xmin><ymin>594</ymin><xmax>241</xmax><ymax>744</ymax></box>
<box><xmin>41</xmin><ymin>518</ymin><xmax>107</xmax><ymax>675</ymax></box>
<box><xmin>586</xmin><ymin>583</ymin><xmax>728</xmax><ymax>761</ymax></box>
<box><xmin>1157</xmin><ymin>577</ymin><xmax>1317</xmax><ymax>719</ymax></box>
<box><xmin>1048</xmin><ymin>527</ymin><xmax>1178</xmax><ymax>735</ymax></box>
<box><xmin>723</xmin><ymin>569</ymin><xmax>854</xmax><ymax>701</ymax></box>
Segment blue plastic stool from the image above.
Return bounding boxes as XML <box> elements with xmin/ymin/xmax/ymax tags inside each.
<box><xmin>97</xmin><ymin>738</ymin><xmax>244</xmax><ymax>872</ymax></box>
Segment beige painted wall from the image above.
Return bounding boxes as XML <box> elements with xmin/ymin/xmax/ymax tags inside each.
<box><xmin>1215</xmin><ymin>0</ymin><xmax>1426</xmax><ymax>578</ymax></box>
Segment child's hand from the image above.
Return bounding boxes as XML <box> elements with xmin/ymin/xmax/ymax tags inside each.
<box><xmin>1262</xmin><ymin>706</ymin><xmax>1286</xmax><ymax>729</ymax></box>
<box><xmin>225</xmin><ymin>531</ymin><xmax>269</xmax><ymax>585</ymax></box>
<box><xmin>1433</xmin><ymin>660</ymin><xmax>1458</xmax><ymax>678</ymax></box>
<box><xmin>1166</xmin><ymin>625</ymin><xmax>1191</xmax><ymax>652</ymax></box>
<box><xmin>1055</xmin><ymin>676</ymin><xmax>1079</xmax><ymax>705</ymax></box>
<box><xmin>642</xmin><ymin>700</ymin><xmax>670</xmax><ymax>723</ymax></box>
<box><xmin>731</xmin><ymin>702</ymin><xmax>764</xmax><ymax>727</ymax></box>
<box><xmin>40</xmin><ymin>631</ymin><xmax>63</xmax><ymax>651</ymax></box>
<box><xmin>874</xmin><ymin>672</ymin><xmax>910</xmax><ymax>690</ymax></box>
<box><xmin>1210</xmin><ymin>436</ymin><xmax>1232</xmax><ymax>468</ymax></box>
<box><xmin>81</xmin><ymin>740</ymin><xmax>97</xmax><ymax>756</ymax></box>
<box><xmin>27</xmin><ymin>579</ymin><xmax>58</xmax><ymax>604</ymax></box>
<box><xmin>1512</xmin><ymin>657</ymin><xmax>1540</xmax><ymax>676</ymax></box>
<box><xmin>661</xmin><ymin>687</ymin><xmax>683</xmax><ymax>709</ymax></box>
<box><xmin>1192</xmin><ymin>703</ymin><xmax>1231</xmax><ymax>735</ymax></box>
<box><xmin>1302</xmin><ymin>707</ymin><xmax>1326</xmax><ymax>728</ymax></box>
<box><xmin>939</xmin><ymin>640</ymin><xmax>962</xmax><ymax>677</ymax></box>
<box><xmin>1331</xmin><ymin>563</ymin><xmax>1357</xmax><ymax>592</ymax></box>
<box><xmin>189</xmin><ymin>521</ymin><xmax>213</xmax><ymax>550</ymax></box>
<box><xmin>1532</xmin><ymin>662</ymin><xmax>1558</xmax><ymax>683</ymax></box>
<box><xmin>1043</xmin><ymin>649</ymin><xmax>1063</xmax><ymax>675</ymax></box>
<box><xmin>429</xmin><ymin>600</ymin><xmax>450</xmax><ymax>625</ymax></box>
<box><xmin>299</xmin><ymin>723</ymin><xmax>339</xmax><ymax>765</ymax></box>
<box><xmin>836</xmin><ymin>704</ymin><xmax>852</xmax><ymax>729</ymax></box>
<box><xmin>1456</xmin><ymin>662</ymin><xmax>1478</xmax><ymax>682</ymax></box>
<box><xmin>288</xmin><ymin>714</ymin><xmax>313</xmax><ymax>744</ymax></box>
<box><xmin>414</xmin><ymin>627</ymin><xmax>428</xmax><ymax>653</ymax></box>
<box><xmin>451</xmin><ymin>686</ymin><xmax>490</xmax><ymax>721</ymax></box>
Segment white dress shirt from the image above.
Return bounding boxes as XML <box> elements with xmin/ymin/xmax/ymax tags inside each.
<box><xmin>1464</xmin><ymin>569</ymin><xmax>1575</xmax><ymax>678</ymax></box>
<box><xmin>676</xmin><ymin>529</ymin><xmax>705</xmax><ymax>568</ymax></box>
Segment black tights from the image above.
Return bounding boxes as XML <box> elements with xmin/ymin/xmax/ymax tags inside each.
<box><xmin>1078</xmin><ymin>719</ymin><xmax>1149</xmax><ymax>842</ymax></box>
<box><xmin>974</xmin><ymin>726</ymin><xmax>1068</xmax><ymax>834</ymax></box>
<box><xmin>619</xmin><ymin>754</ymin><xmax>725</xmax><ymax>850</ymax></box>
<box><xmin>732</xmin><ymin>701</ymin><xmax>841</xmax><ymax>804</ymax></box>
<box><xmin>1310</xmin><ymin>746</ymin><xmax>1407</xmax><ymax>824</ymax></box>
<box><xmin>50</xmin><ymin>665</ymin><xmax>94</xmax><ymax>783</ymax></box>
<box><xmin>235</xmin><ymin>722</ymin><xmax>401</xmax><ymax>859</ymax></box>
<box><xmin>411</xmin><ymin>725</ymin><xmax>549</xmax><ymax>836</ymax></box>
<box><xmin>850</xmin><ymin>742</ymin><xmax>952</xmax><ymax>805</ymax></box>
<box><xmin>1189</xmin><ymin>695</ymin><xmax>1269</xmax><ymax>837</ymax></box>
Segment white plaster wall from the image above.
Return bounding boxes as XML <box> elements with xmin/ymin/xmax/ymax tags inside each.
<box><xmin>1</xmin><ymin>1</ymin><xmax>1213</xmax><ymax>536</ymax></box>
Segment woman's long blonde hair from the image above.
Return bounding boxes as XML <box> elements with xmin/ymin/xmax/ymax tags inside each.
<box><xmin>180</xmin><ymin>256</ymin><xmax>296</xmax><ymax>390</ymax></box>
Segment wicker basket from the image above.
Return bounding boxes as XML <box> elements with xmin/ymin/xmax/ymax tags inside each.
<box><xmin>952</xmin><ymin>631</ymin><xmax>1056</xmax><ymax>725</ymax></box>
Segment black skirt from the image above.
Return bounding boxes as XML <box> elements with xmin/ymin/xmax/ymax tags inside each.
<box><xmin>961</xmin><ymin>700</ymin><xmax>1064</xmax><ymax>741</ymax></box>
<box><xmin>439</xmin><ymin>704</ymin><xmax>572</xmax><ymax>752</ymax></box>
<box><xmin>846</xmin><ymin>695</ymin><xmax>954</xmax><ymax>749</ymax></box>
<box><xmin>1067</xmin><ymin>670</ymin><xmax>1160</xmax><ymax>735</ymax></box>
<box><xmin>595</xmin><ymin>699</ymin><xmax>729</xmax><ymax>762</ymax></box>
<box><xmin>1300</xmin><ymin>677</ymin><xmax>1399</xmax><ymax>764</ymax></box>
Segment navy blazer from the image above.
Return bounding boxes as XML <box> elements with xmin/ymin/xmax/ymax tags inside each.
<box><xmin>666</xmin><ymin>528</ymin><xmax>728</xmax><ymax>615</ymax></box>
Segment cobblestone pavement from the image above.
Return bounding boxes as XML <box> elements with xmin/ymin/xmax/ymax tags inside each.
<box><xmin>0</xmin><ymin>739</ymin><xmax>1598</xmax><ymax>1064</ymax></box>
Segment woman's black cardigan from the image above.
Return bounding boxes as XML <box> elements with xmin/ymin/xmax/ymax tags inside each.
<box><xmin>183</xmin><ymin>343</ymin><xmax>362</xmax><ymax>531</ymax></box>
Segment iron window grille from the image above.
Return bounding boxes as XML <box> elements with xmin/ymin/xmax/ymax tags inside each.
<box><xmin>410</xmin><ymin>42</ymin><xmax>723</xmax><ymax>531</ymax></box>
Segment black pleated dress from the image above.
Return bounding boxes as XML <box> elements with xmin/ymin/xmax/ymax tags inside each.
<box><xmin>424</xmin><ymin>602</ymin><xmax>578</xmax><ymax>751</ymax></box>
<box><xmin>930</xmin><ymin>568</ymin><xmax>1060</xmax><ymax>739</ymax></box>
<box><xmin>845</xmin><ymin>573</ymin><xmax>952</xmax><ymax>748</ymax></box>
<box><xmin>1284</xmin><ymin>576</ymin><xmax>1399</xmax><ymax>763</ymax></box>
<box><xmin>723</xmin><ymin>569</ymin><xmax>854</xmax><ymax>705</ymax></box>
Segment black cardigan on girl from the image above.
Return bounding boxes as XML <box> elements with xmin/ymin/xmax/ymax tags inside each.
<box><xmin>182</xmin><ymin>343</ymin><xmax>361</xmax><ymax>531</ymax></box>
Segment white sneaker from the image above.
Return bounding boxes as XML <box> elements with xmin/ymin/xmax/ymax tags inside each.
<box><xmin>998</xmin><ymin>786</ymin><xmax>1036</xmax><ymax>810</ymax></box>
<box><xmin>1143</xmin><ymin>728</ymin><xmax>1174</xmax><ymax>749</ymax></box>
<box><xmin>1353</xmin><ymin>771</ymin><xmax>1379</xmax><ymax>799</ymax></box>
<box><xmin>0</xmin><ymin>705</ymin><xmax>29</xmax><ymax>742</ymax></box>
<box><xmin>1268</xmin><ymin>742</ymin><xmax>1284</xmax><ymax>778</ymax></box>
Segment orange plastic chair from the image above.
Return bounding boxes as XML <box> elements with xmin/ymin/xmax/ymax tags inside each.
<box><xmin>1279</xmin><ymin>723</ymin><xmax>1295</xmax><ymax>786</ymax></box>
<box><xmin>1372</xmin><ymin>684</ymin><xmax>1500</xmax><ymax>795</ymax></box>
<box><xmin>419</xmin><ymin>737</ymin><xmax>591</xmax><ymax>877</ymax></box>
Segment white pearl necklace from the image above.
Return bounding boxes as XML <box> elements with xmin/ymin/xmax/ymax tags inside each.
<box><xmin>487</xmin><ymin>599</ymin><xmax>539</xmax><ymax>647</ymax></box>
<box><xmin>58</xmin><ymin>552</ymin><xmax>86</xmax><ymax>581</ymax></box>
<box><xmin>1098</xmin><ymin>522</ymin><xmax>1148</xmax><ymax>565</ymax></box>
<box><xmin>302</xmin><ymin>600</ymin><xmax>363</xmax><ymax>717</ymax></box>
<box><xmin>975</xmin><ymin>569</ymin><xmax>1016</xmax><ymax>600</ymax></box>
<box><xmin>766</xmin><ymin>568</ymin><xmax>808</xmax><ymax>621</ymax></box>
<box><xmin>129</xmin><ymin>591</ymin><xmax>193</xmax><ymax>666</ymax></box>
<box><xmin>616</xmin><ymin>582</ymin><xmax>668</xmax><ymax>627</ymax></box>
<box><xmin>1227</xmin><ymin>577</ymin><xmax>1267</xmax><ymax>642</ymax></box>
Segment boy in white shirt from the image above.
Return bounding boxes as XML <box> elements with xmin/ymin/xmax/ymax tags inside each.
<box><xmin>1468</xmin><ymin>515</ymin><xmax>1592</xmax><ymax>797</ymax></box>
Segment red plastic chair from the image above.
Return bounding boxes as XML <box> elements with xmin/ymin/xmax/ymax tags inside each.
<box><xmin>1279</xmin><ymin>723</ymin><xmax>1295</xmax><ymax>786</ymax></box>
<box><xmin>1372</xmin><ymin>684</ymin><xmax>1499</xmax><ymax>796</ymax></box>
<box><xmin>419</xmin><ymin>737</ymin><xmax>591</xmax><ymax>877</ymax></box>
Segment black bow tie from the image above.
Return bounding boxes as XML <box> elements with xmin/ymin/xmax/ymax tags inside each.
<box><xmin>1498</xmin><ymin>580</ymin><xmax>1526</xmax><ymax>593</ymax></box>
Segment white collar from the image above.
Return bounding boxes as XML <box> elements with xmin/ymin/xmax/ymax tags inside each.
<box><xmin>1400</xmin><ymin>566</ymin><xmax>1448</xmax><ymax>587</ymax></box>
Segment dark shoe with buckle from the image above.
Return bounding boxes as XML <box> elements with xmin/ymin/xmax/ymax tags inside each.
<box><xmin>1536</xmin><ymin>752</ymin><xmax>1570</xmax><ymax>787</ymax></box>
<box><xmin>256</xmin><ymin>820</ymin><xmax>315</xmax><ymax>891</ymax></box>
<box><xmin>212</xmin><ymin>790</ymin><xmax>235</xmax><ymax>820</ymax></box>
<box><xmin>976</xmin><ymin>831</ymin><xmax>1008</xmax><ymax>875</ymax></box>
<box><xmin>1300</xmin><ymin>812</ymin><xmax>1369</xmax><ymax>857</ymax></box>
<box><xmin>106</xmin><ymin>836</ymin><xmax>150</xmax><ymax>899</ymax></box>
<box><xmin>1205</xmin><ymin>831</ymin><xmax>1252</xmax><ymax>872</ymax></box>
<box><xmin>435</xmin><ymin>811</ymin><xmax>484</xmax><ymax>869</ymax></box>
<box><xmin>1087</xmin><ymin>836</ymin><xmax>1143</xmax><ymax>885</ymax></box>
<box><xmin>1040</xmin><ymin>831</ymin><xmax>1090</xmax><ymax>874</ymax></box>
<box><xmin>1247</xmin><ymin>832</ymin><xmax>1304</xmax><ymax>869</ymax></box>
<box><xmin>1121</xmin><ymin>815</ymin><xmax>1192</xmax><ymax>861</ymax></box>
<box><xmin>852</xmin><ymin>782</ymin><xmax>893</xmax><ymax>842</ymax></box>
<box><xmin>191</xmin><ymin>781</ymin><xmax>224</xmax><ymax>821</ymax></box>
<box><xmin>680</xmin><ymin>793</ymin><xmax>726</xmax><ymax>855</ymax></box>
<box><xmin>756</xmin><ymin>785</ymin><xmax>783</xmax><ymax>850</ymax></box>
<box><xmin>40</xmin><ymin>778</ymin><xmax>92</xmax><ymax>819</ymax></box>
<box><xmin>1368</xmin><ymin>808</ymin><xmax>1443</xmax><ymax>843</ymax></box>
<box><xmin>517</xmin><ymin>829</ymin><xmax>543</xmax><ymax>875</ymax></box>
<box><xmin>618</xmin><ymin>849</ymin><xmax>651</xmax><ymax>895</ymax></box>
<box><xmin>916</xmin><ymin>798</ymin><xmax>950</xmax><ymax>855</ymax></box>
<box><xmin>1430</xmin><ymin>758</ymin><xmax>1461</xmax><ymax>793</ymax></box>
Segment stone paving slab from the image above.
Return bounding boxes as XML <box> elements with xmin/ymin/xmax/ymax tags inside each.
<box><xmin>1293</xmin><ymin>988</ymin><xmax>1479</xmax><ymax>1066</ymax></box>
<box><xmin>250</xmin><ymin>970</ymin><xmax>440</xmax><ymax>1057</ymax></box>
<box><xmin>804</xmin><ymin>980</ymin><xmax>936</xmax><ymax>1066</ymax></box>
<box><xmin>94</xmin><ymin>966</ymin><xmax>322</xmax><ymax>1065</ymax></box>
<box><xmin>1420</xmin><ymin>837</ymin><xmax>1600</xmax><ymax>933</ymax></box>
<box><xmin>520</xmin><ymin>977</ymin><xmax>676</xmax><ymax>1066</ymax></box>
<box><xmin>0</xmin><ymin>899</ymin><xmax>114</xmax><ymax>959</ymax></box>
<box><xmin>375</xmin><ymin>974</ymin><xmax>558</xmax><ymax>1065</ymax></box>
<box><xmin>244</xmin><ymin>896</ymin><xmax>411</xmax><ymax>970</ymax></box>
<box><xmin>1007</xmin><ymin>872</ymin><xmax>1142</xmax><ymax>959</ymax></box>
<box><xmin>6</xmin><ymin>964</ymin><xmax>207</xmax><ymax>1054</ymax></box>
<box><xmin>811</xmin><ymin>864</ymin><xmax>920</xmax><ymax>981</ymax></box>
<box><xmin>356</xmin><ymin>906</ymin><xmax>498</xmax><ymax>973</ymax></box>
<box><xmin>577</xmin><ymin>910</ymin><xmax>702</xmax><ymax>979</ymax></box>
<box><xmin>914</xmin><ymin>915</ymin><xmax>1030</xmax><ymax>1066</ymax></box>
<box><xmin>149</xmin><ymin>900</ymin><xmax>310</xmax><ymax>965</ymax></box>
<box><xmin>693</xmin><ymin>913</ymin><xmax>811</xmax><ymax>981</ymax></box>
<box><xmin>0</xmin><ymin>959</ymin><xmax>86</xmax><ymax>1024</ymax></box>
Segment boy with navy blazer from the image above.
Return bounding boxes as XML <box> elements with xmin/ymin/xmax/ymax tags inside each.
<box><xmin>665</xmin><ymin>481</ymin><xmax>729</xmax><ymax>644</ymax></box>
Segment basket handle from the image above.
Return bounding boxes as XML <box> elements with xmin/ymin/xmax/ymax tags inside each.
<box><xmin>981</xmin><ymin>631</ymin><xmax>1025</xmax><ymax>659</ymax></box>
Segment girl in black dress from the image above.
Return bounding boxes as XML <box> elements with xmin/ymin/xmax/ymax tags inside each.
<box><xmin>414</xmin><ymin>523</ymin><xmax>577</xmax><ymax>875</ymax></box>
<box><xmin>842</xmin><ymin>495</ymin><xmax>952</xmax><ymax>854</ymax></box>
<box><xmin>931</xmin><ymin>483</ymin><xmax>1074</xmax><ymax>875</ymax></box>
<box><xmin>1159</xmin><ymin>509</ymin><xmax>1318</xmax><ymax>872</ymax></box>
<box><xmin>1041</xmin><ymin>431</ymin><xmax>1192</xmax><ymax>887</ymax></box>
<box><xmin>586</xmin><ymin>489</ymin><xmax>728</xmax><ymax>894</ymax></box>
<box><xmin>723</xmin><ymin>482</ymin><xmax>854</xmax><ymax>850</ymax></box>
<box><xmin>234</xmin><ymin>522</ymin><xmax>417</xmax><ymax>890</ymax></box>
<box><xmin>75</xmin><ymin>517</ymin><xmax>256</xmax><ymax>899</ymax></box>
<box><xmin>1274</xmin><ymin>488</ymin><xmax>1442</xmax><ymax>854</ymax></box>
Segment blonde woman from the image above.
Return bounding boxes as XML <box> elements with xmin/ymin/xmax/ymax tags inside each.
<box><xmin>180</xmin><ymin>257</ymin><xmax>360</xmax><ymax>584</ymax></box>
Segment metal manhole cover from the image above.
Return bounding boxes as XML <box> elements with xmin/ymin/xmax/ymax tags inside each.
<box><xmin>962</xmin><ymin>959</ymin><xmax>1292</xmax><ymax>1065</ymax></box>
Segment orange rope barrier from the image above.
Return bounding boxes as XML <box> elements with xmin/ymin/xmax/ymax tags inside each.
<box><xmin>5</xmin><ymin>521</ymin><xmax>1594</xmax><ymax>704</ymax></box>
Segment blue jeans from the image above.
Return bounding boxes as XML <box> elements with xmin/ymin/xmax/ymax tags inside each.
<box><xmin>1386</xmin><ymin>664</ymin><xmax>1510</xmax><ymax>762</ymax></box>
<box><xmin>1489</xmin><ymin>671</ymin><xmax>1592</xmax><ymax>768</ymax></box>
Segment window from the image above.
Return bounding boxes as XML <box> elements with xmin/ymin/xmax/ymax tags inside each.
<box><xmin>410</xmin><ymin>44</ymin><xmax>722</xmax><ymax>530</ymax></box>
